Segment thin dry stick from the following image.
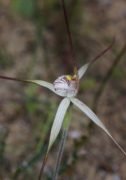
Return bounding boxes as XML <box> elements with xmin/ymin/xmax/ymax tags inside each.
<box><xmin>38</xmin><ymin>127</ymin><xmax>52</xmax><ymax>180</ymax></box>
<box><xmin>93</xmin><ymin>43</ymin><xmax>126</xmax><ymax>113</ymax></box>
<box><xmin>38</xmin><ymin>154</ymin><xmax>48</xmax><ymax>180</ymax></box>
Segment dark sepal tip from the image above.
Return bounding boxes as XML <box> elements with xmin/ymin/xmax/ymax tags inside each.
<box><xmin>0</xmin><ymin>75</ymin><xmax>28</xmax><ymax>83</ymax></box>
<box><xmin>90</xmin><ymin>37</ymin><xmax>116</xmax><ymax>65</ymax></box>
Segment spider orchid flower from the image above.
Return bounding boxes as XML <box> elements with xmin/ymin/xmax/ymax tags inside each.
<box><xmin>42</xmin><ymin>63</ymin><xmax>126</xmax><ymax>155</ymax></box>
<box><xmin>0</xmin><ymin>62</ymin><xmax>125</xmax><ymax>156</ymax></box>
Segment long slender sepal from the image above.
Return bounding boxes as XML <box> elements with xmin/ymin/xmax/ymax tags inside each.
<box><xmin>78</xmin><ymin>38</ymin><xmax>115</xmax><ymax>80</ymax></box>
<box><xmin>0</xmin><ymin>75</ymin><xmax>28</xmax><ymax>83</ymax></box>
<box><xmin>60</xmin><ymin>0</ymin><xmax>76</xmax><ymax>74</ymax></box>
<box><xmin>47</xmin><ymin>98</ymin><xmax>70</xmax><ymax>153</ymax></box>
<box><xmin>71</xmin><ymin>97</ymin><xmax>126</xmax><ymax>156</ymax></box>
<box><xmin>90</xmin><ymin>38</ymin><xmax>115</xmax><ymax>65</ymax></box>
<box><xmin>0</xmin><ymin>75</ymin><xmax>55</xmax><ymax>93</ymax></box>
<box><xmin>28</xmin><ymin>80</ymin><xmax>55</xmax><ymax>93</ymax></box>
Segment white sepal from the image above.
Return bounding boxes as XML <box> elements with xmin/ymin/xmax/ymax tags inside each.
<box><xmin>71</xmin><ymin>97</ymin><xmax>126</xmax><ymax>156</ymax></box>
<box><xmin>27</xmin><ymin>80</ymin><xmax>56</xmax><ymax>93</ymax></box>
<box><xmin>47</xmin><ymin>98</ymin><xmax>70</xmax><ymax>152</ymax></box>
<box><xmin>78</xmin><ymin>63</ymin><xmax>89</xmax><ymax>80</ymax></box>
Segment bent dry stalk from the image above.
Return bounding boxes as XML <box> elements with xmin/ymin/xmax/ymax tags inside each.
<box><xmin>0</xmin><ymin>43</ymin><xmax>126</xmax><ymax>180</ymax></box>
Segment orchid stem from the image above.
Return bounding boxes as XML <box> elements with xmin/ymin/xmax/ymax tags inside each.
<box><xmin>52</xmin><ymin>128</ymin><xmax>68</xmax><ymax>180</ymax></box>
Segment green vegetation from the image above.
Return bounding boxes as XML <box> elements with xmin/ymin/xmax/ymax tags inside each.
<box><xmin>11</xmin><ymin>0</ymin><xmax>37</xmax><ymax>19</ymax></box>
<box><xmin>112</xmin><ymin>67</ymin><xmax>126</xmax><ymax>79</ymax></box>
<box><xmin>80</xmin><ymin>77</ymin><xmax>96</xmax><ymax>90</ymax></box>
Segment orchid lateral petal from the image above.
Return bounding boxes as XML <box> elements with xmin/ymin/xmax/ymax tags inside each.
<box><xmin>47</xmin><ymin>98</ymin><xmax>70</xmax><ymax>153</ymax></box>
<box><xmin>27</xmin><ymin>80</ymin><xmax>55</xmax><ymax>93</ymax></box>
<box><xmin>78</xmin><ymin>63</ymin><xmax>89</xmax><ymax>79</ymax></box>
<box><xmin>71</xmin><ymin>98</ymin><xmax>126</xmax><ymax>156</ymax></box>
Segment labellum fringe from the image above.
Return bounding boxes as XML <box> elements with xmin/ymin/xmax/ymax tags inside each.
<box><xmin>53</xmin><ymin>74</ymin><xmax>79</xmax><ymax>97</ymax></box>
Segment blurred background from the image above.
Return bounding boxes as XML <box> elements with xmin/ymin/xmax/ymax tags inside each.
<box><xmin>0</xmin><ymin>0</ymin><xmax>126</xmax><ymax>179</ymax></box>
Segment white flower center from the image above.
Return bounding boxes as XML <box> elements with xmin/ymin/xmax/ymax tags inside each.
<box><xmin>53</xmin><ymin>75</ymin><xmax>79</xmax><ymax>97</ymax></box>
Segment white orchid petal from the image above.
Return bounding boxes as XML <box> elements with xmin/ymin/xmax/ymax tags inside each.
<box><xmin>78</xmin><ymin>63</ymin><xmax>89</xmax><ymax>79</ymax></box>
<box><xmin>27</xmin><ymin>80</ymin><xmax>56</xmax><ymax>93</ymax></box>
<box><xmin>47</xmin><ymin>98</ymin><xmax>70</xmax><ymax>152</ymax></box>
<box><xmin>71</xmin><ymin>97</ymin><xmax>126</xmax><ymax>156</ymax></box>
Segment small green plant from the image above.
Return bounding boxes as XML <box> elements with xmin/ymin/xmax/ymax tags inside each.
<box><xmin>11</xmin><ymin>0</ymin><xmax>37</xmax><ymax>18</ymax></box>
